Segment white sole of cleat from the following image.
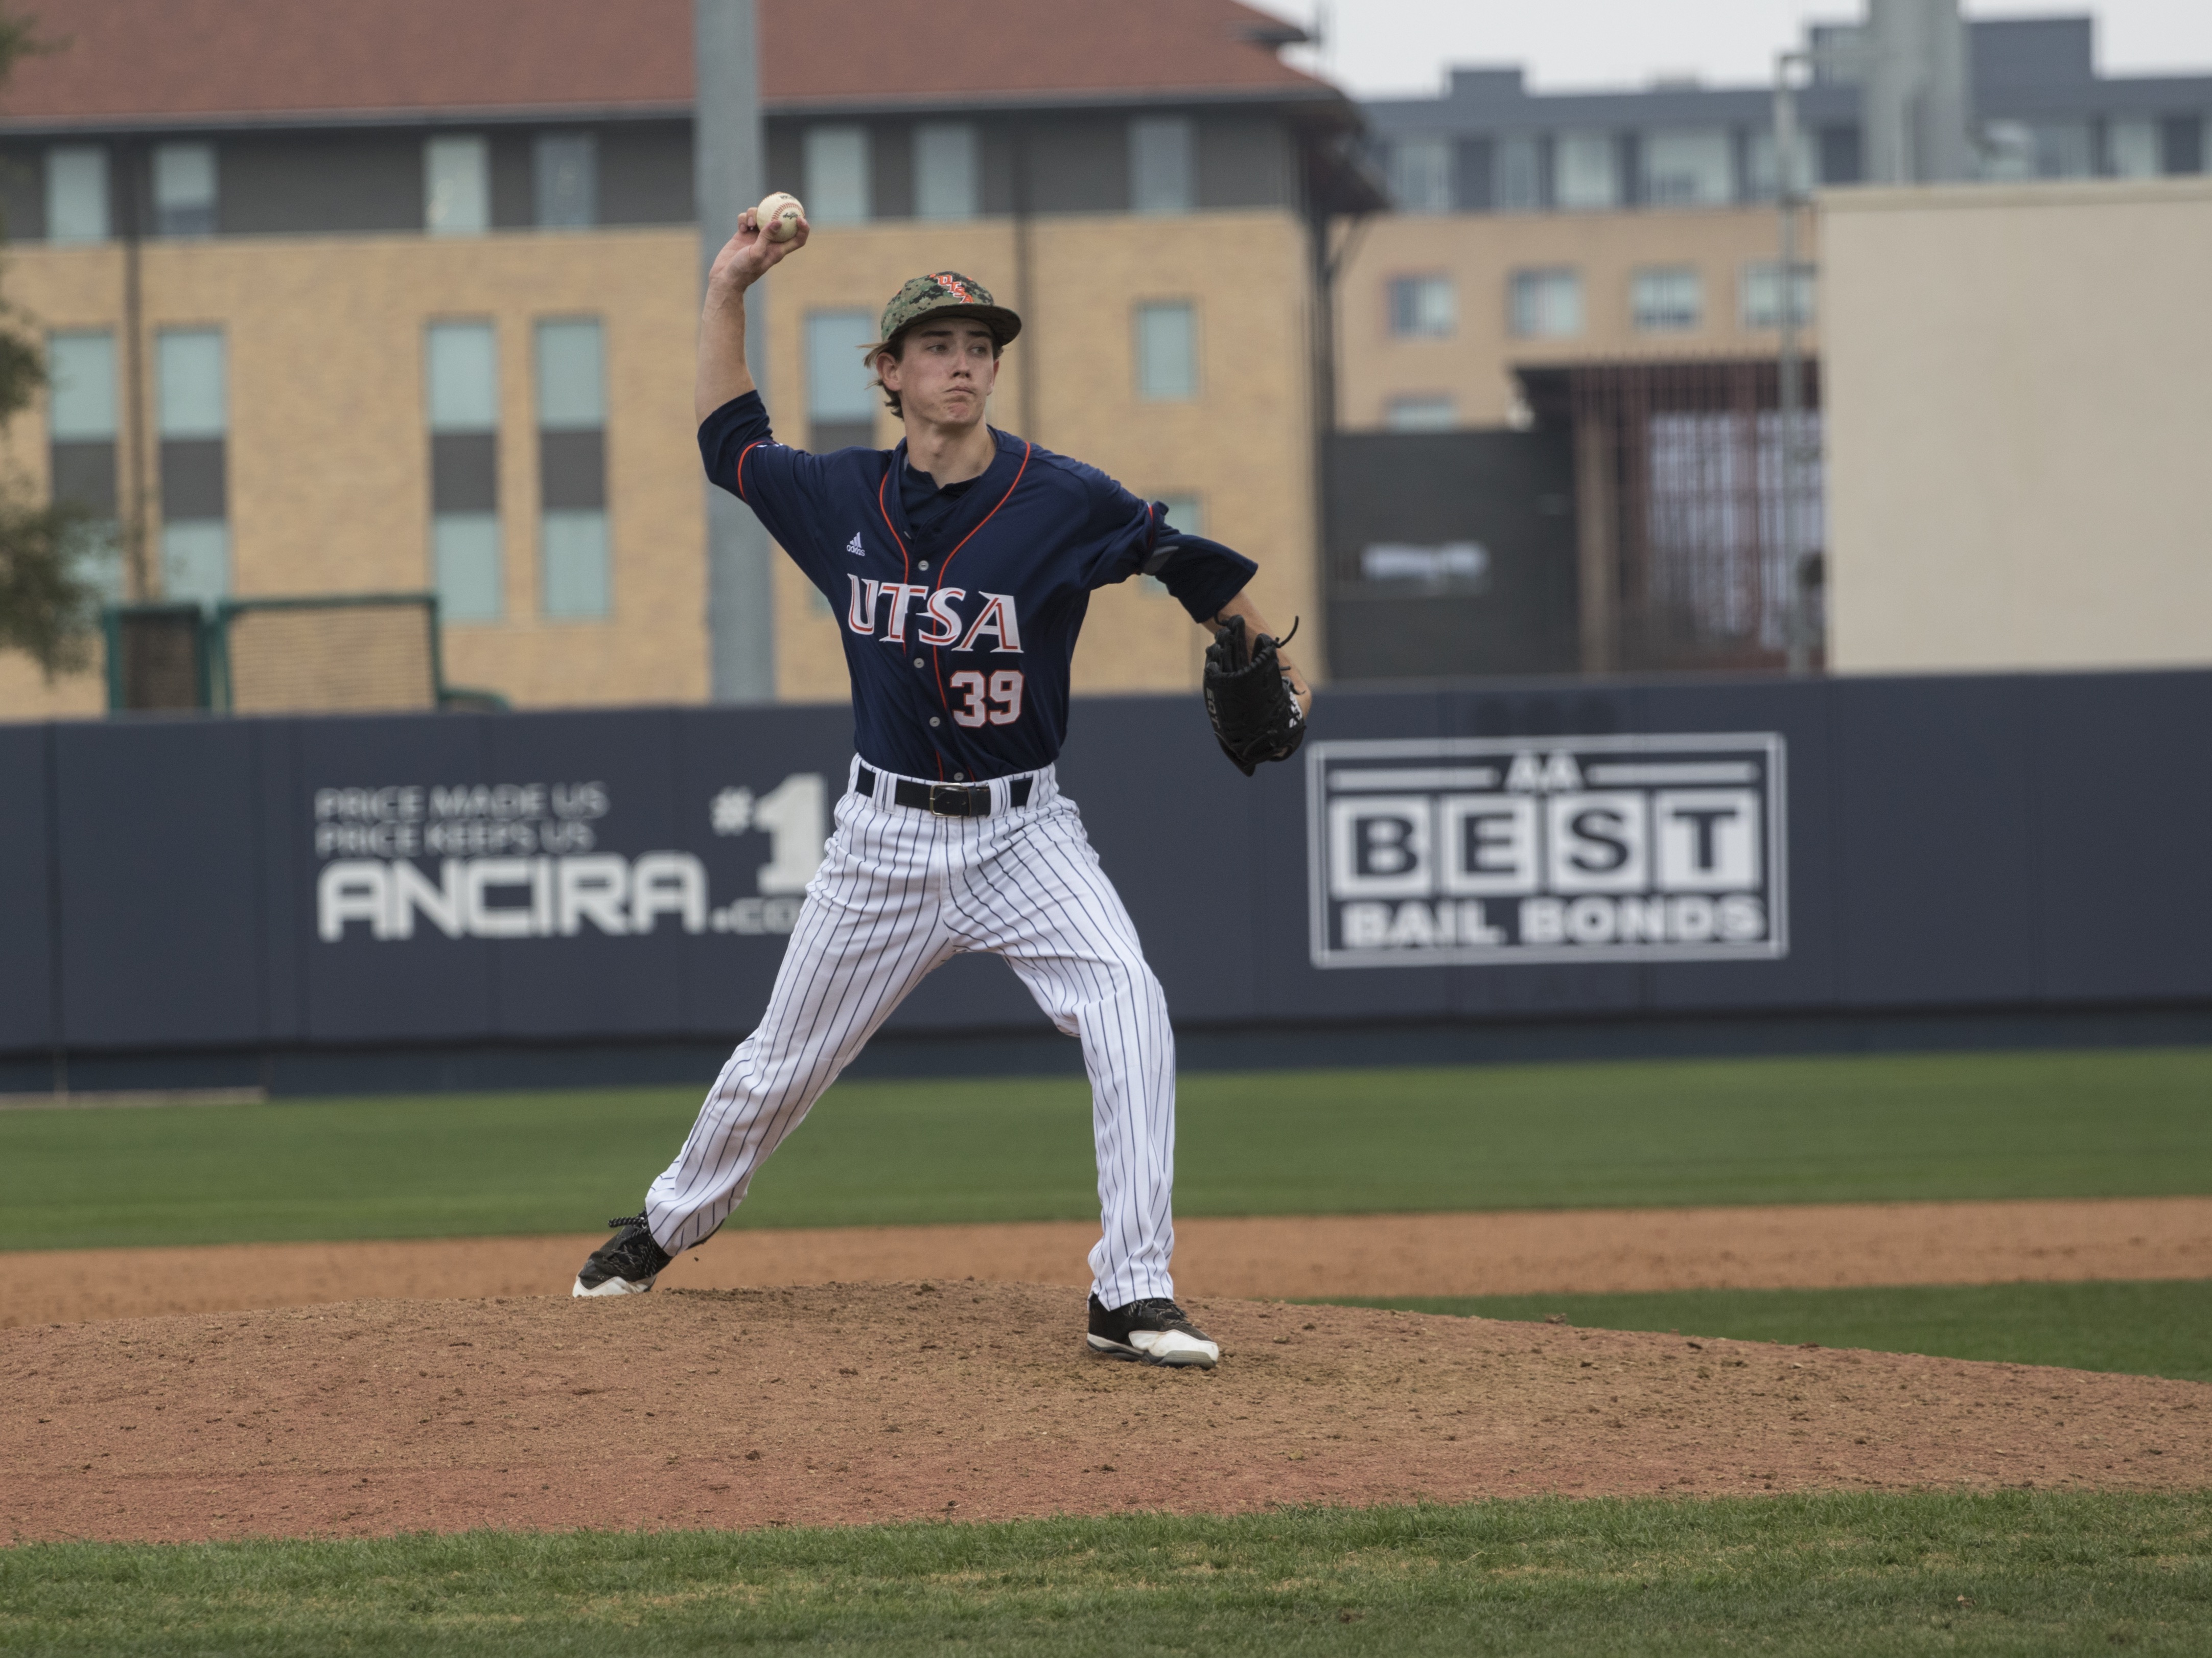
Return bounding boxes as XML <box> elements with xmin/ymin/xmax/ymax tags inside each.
<box><xmin>572</xmin><ymin>1275</ymin><xmax>655</xmax><ymax>1298</ymax></box>
<box><xmin>1087</xmin><ymin>1332</ymin><xmax>1219</xmax><ymax>1369</ymax></box>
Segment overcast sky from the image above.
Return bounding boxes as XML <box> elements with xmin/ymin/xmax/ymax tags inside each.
<box><xmin>1246</xmin><ymin>1</ymin><xmax>2212</xmax><ymax>98</ymax></box>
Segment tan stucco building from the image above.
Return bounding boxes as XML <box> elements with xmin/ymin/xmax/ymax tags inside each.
<box><xmin>1821</xmin><ymin>176</ymin><xmax>2212</xmax><ymax>673</ymax></box>
<box><xmin>1335</xmin><ymin>205</ymin><xmax>1816</xmax><ymax>432</ymax></box>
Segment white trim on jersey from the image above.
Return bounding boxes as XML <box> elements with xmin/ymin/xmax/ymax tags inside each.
<box><xmin>644</xmin><ymin>758</ymin><xmax>1179</xmax><ymax>1307</ymax></box>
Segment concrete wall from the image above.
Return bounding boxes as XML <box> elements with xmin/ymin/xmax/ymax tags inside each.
<box><xmin>1823</xmin><ymin>178</ymin><xmax>2212</xmax><ymax>672</ymax></box>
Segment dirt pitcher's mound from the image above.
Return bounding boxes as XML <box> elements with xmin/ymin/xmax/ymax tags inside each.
<box><xmin>13</xmin><ymin>1196</ymin><xmax>2211</xmax><ymax>1329</ymax></box>
<box><xmin>7</xmin><ymin>1284</ymin><xmax>2207</xmax><ymax>1543</ymax></box>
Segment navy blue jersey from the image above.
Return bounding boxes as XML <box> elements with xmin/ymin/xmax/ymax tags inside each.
<box><xmin>700</xmin><ymin>393</ymin><xmax>1256</xmax><ymax>780</ymax></box>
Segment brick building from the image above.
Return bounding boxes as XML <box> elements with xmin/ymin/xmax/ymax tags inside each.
<box><xmin>0</xmin><ymin>0</ymin><xmax>1377</xmax><ymax>718</ymax></box>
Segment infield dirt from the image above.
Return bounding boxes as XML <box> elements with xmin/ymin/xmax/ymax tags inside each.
<box><xmin>10</xmin><ymin>1195</ymin><xmax>2210</xmax><ymax>1328</ymax></box>
<box><xmin>7</xmin><ymin>1283</ymin><xmax>2208</xmax><ymax>1544</ymax></box>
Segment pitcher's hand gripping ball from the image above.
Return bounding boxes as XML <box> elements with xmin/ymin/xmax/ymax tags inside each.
<box><xmin>755</xmin><ymin>192</ymin><xmax>804</xmax><ymax>243</ymax></box>
<box><xmin>1203</xmin><ymin>615</ymin><xmax>1306</xmax><ymax>775</ymax></box>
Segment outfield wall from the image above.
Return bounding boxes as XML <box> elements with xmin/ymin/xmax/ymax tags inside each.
<box><xmin>4</xmin><ymin>668</ymin><xmax>2210</xmax><ymax>1091</ymax></box>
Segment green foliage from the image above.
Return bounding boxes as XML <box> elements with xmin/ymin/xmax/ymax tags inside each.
<box><xmin>1334</xmin><ymin>1279</ymin><xmax>2212</xmax><ymax>1384</ymax></box>
<box><xmin>0</xmin><ymin>495</ymin><xmax>107</xmax><ymax>675</ymax></box>
<box><xmin>0</xmin><ymin>6</ymin><xmax>107</xmax><ymax>676</ymax></box>
<box><xmin>4</xmin><ymin>1047</ymin><xmax>2211</xmax><ymax>1251</ymax></box>
<box><xmin>2</xmin><ymin>1493</ymin><xmax>2208</xmax><ymax>1654</ymax></box>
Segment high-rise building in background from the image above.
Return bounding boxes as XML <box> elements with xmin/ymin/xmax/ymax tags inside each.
<box><xmin>1341</xmin><ymin>13</ymin><xmax>2210</xmax><ymax>680</ymax></box>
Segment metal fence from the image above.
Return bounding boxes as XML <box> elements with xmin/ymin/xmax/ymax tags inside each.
<box><xmin>1526</xmin><ymin>360</ymin><xmax>1826</xmax><ymax>675</ymax></box>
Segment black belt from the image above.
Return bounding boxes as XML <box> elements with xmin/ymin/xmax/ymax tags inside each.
<box><xmin>856</xmin><ymin>765</ymin><xmax>1032</xmax><ymax>818</ymax></box>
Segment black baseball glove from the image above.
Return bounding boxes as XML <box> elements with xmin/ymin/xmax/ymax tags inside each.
<box><xmin>1203</xmin><ymin>615</ymin><xmax>1306</xmax><ymax>776</ymax></box>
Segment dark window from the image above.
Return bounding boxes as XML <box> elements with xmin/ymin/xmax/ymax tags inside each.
<box><xmin>1453</xmin><ymin>137</ymin><xmax>1493</xmax><ymax>211</ymax></box>
<box><xmin>1195</xmin><ymin>117</ymin><xmax>1291</xmax><ymax>209</ymax></box>
<box><xmin>219</xmin><ymin>133</ymin><xmax>422</xmax><ymax>235</ymax></box>
<box><xmin>537</xmin><ymin>429</ymin><xmax>606</xmax><ymax>510</ymax></box>
<box><xmin>159</xmin><ymin>438</ymin><xmax>226</xmax><ymax>520</ymax></box>
<box><xmin>871</xmin><ymin>122</ymin><xmax>915</xmax><ymax>219</ymax></box>
<box><xmin>431</xmin><ymin>432</ymin><xmax>498</xmax><ymax>514</ymax></box>
<box><xmin>489</xmin><ymin>131</ymin><xmax>534</xmax><ymax>229</ymax></box>
<box><xmin>599</xmin><ymin>123</ymin><xmax>694</xmax><ymax>225</ymax></box>
<box><xmin>51</xmin><ymin>440</ymin><xmax>117</xmax><ymax>516</ymax></box>
<box><xmin>0</xmin><ymin>144</ymin><xmax>42</xmax><ymax>239</ymax></box>
<box><xmin>1029</xmin><ymin>118</ymin><xmax>1130</xmax><ymax>214</ymax></box>
<box><xmin>1818</xmin><ymin>125</ymin><xmax>1864</xmax><ymax>185</ymax></box>
<box><xmin>2161</xmin><ymin>115</ymin><xmax>2205</xmax><ymax>175</ymax></box>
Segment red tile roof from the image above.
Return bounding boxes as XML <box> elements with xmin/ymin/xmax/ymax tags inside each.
<box><xmin>1</xmin><ymin>0</ymin><xmax>1335</xmax><ymax>128</ymax></box>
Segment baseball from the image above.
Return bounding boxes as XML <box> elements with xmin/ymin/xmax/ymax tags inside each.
<box><xmin>755</xmin><ymin>192</ymin><xmax>804</xmax><ymax>243</ymax></box>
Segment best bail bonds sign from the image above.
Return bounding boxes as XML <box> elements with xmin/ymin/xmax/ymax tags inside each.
<box><xmin>1306</xmin><ymin>733</ymin><xmax>1787</xmax><ymax>967</ymax></box>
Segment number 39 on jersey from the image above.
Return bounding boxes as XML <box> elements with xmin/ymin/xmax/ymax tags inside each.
<box><xmin>948</xmin><ymin>670</ymin><xmax>1024</xmax><ymax>727</ymax></box>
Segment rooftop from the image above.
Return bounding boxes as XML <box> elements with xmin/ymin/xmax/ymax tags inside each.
<box><xmin>0</xmin><ymin>0</ymin><xmax>1341</xmax><ymax>130</ymax></box>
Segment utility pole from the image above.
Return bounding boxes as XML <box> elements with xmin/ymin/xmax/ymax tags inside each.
<box><xmin>1774</xmin><ymin>50</ymin><xmax>1815</xmax><ymax>676</ymax></box>
<box><xmin>695</xmin><ymin>0</ymin><xmax>775</xmax><ymax>702</ymax></box>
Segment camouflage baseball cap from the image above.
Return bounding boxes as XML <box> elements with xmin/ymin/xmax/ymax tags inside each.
<box><xmin>873</xmin><ymin>271</ymin><xmax>1022</xmax><ymax>350</ymax></box>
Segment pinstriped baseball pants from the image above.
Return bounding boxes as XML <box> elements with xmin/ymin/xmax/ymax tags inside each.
<box><xmin>644</xmin><ymin>758</ymin><xmax>1179</xmax><ymax>1307</ymax></box>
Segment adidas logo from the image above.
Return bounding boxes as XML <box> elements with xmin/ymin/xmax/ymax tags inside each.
<box><xmin>845</xmin><ymin>532</ymin><xmax>865</xmax><ymax>557</ymax></box>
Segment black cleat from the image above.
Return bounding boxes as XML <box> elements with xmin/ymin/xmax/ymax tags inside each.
<box><xmin>1086</xmin><ymin>1293</ymin><xmax>1220</xmax><ymax>1369</ymax></box>
<box><xmin>572</xmin><ymin>1214</ymin><xmax>672</xmax><ymax>1298</ymax></box>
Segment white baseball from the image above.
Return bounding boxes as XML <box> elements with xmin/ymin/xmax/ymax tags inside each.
<box><xmin>755</xmin><ymin>192</ymin><xmax>804</xmax><ymax>243</ymax></box>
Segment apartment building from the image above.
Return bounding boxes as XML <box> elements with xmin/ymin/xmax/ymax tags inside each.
<box><xmin>0</xmin><ymin>0</ymin><xmax>1375</xmax><ymax>720</ymax></box>
<box><xmin>1336</xmin><ymin>14</ymin><xmax>2212</xmax><ymax>677</ymax></box>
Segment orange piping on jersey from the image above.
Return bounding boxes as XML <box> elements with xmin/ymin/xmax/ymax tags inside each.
<box><xmin>874</xmin><ymin>466</ymin><xmax>913</xmax><ymax>583</ymax></box>
<box><xmin>734</xmin><ymin>440</ymin><xmax>768</xmax><ymax>501</ymax></box>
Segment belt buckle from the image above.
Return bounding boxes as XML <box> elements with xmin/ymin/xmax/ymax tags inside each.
<box><xmin>927</xmin><ymin>782</ymin><xmax>971</xmax><ymax>817</ymax></box>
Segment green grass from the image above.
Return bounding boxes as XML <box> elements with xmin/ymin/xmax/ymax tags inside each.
<box><xmin>1331</xmin><ymin>1279</ymin><xmax>2212</xmax><ymax>1384</ymax></box>
<box><xmin>3</xmin><ymin>1047</ymin><xmax>2210</xmax><ymax>1251</ymax></box>
<box><xmin>3</xmin><ymin>1493</ymin><xmax>2208</xmax><ymax>1655</ymax></box>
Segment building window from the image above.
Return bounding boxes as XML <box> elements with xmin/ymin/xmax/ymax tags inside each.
<box><xmin>536</xmin><ymin>318</ymin><xmax>609</xmax><ymax>619</ymax></box>
<box><xmin>2160</xmin><ymin>115</ymin><xmax>2205</xmax><ymax>176</ymax></box>
<box><xmin>47</xmin><ymin>330</ymin><xmax>123</xmax><ymax>600</ymax></box>
<box><xmin>805</xmin><ymin>310</ymin><xmax>879</xmax><ymax>451</ymax></box>
<box><xmin>426</xmin><ymin>135</ymin><xmax>490</xmax><ymax>236</ymax></box>
<box><xmin>2032</xmin><ymin>122</ymin><xmax>2093</xmax><ymax>178</ymax></box>
<box><xmin>1642</xmin><ymin>128</ymin><xmax>1733</xmax><ymax>205</ymax></box>
<box><xmin>426</xmin><ymin>321</ymin><xmax>502</xmax><ymax>622</ymax></box>
<box><xmin>2106</xmin><ymin>118</ymin><xmax>2160</xmax><ymax>177</ymax></box>
<box><xmin>914</xmin><ymin>121</ymin><xmax>978</xmax><ymax>220</ymax></box>
<box><xmin>803</xmin><ymin>125</ymin><xmax>870</xmax><ymax>224</ymax></box>
<box><xmin>1131</xmin><ymin>117</ymin><xmax>1195</xmax><ymax>214</ymax></box>
<box><xmin>1493</xmin><ymin>135</ymin><xmax>1542</xmax><ymax>211</ymax></box>
<box><xmin>1554</xmin><ymin>132</ymin><xmax>1618</xmax><ymax>210</ymax></box>
<box><xmin>1509</xmin><ymin>268</ymin><xmax>1583</xmax><ymax>338</ymax></box>
<box><xmin>1632</xmin><ymin>266</ymin><xmax>1703</xmax><ymax>332</ymax></box>
<box><xmin>1156</xmin><ymin>493</ymin><xmax>1205</xmax><ymax>537</ymax></box>
<box><xmin>1387</xmin><ymin>274</ymin><xmax>1455</xmax><ymax>338</ymax></box>
<box><xmin>1387</xmin><ymin>136</ymin><xmax>1453</xmax><ymax>213</ymax></box>
<box><xmin>44</xmin><ymin>146</ymin><xmax>109</xmax><ymax>243</ymax></box>
<box><xmin>1134</xmin><ymin>302</ymin><xmax>1197</xmax><ymax>401</ymax></box>
<box><xmin>1745</xmin><ymin>129</ymin><xmax>1815</xmax><ymax>200</ymax></box>
<box><xmin>1384</xmin><ymin>395</ymin><xmax>1456</xmax><ymax>431</ymax></box>
<box><xmin>156</xmin><ymin>329</ymin><xmax>228</xmax><ymax>607</ymax></box>
<box><xmin>1741</xmin><ymin>262</ymin><xmax>1815</xmax><ymax>329</ymax></box>
<box><xmin>1142</xmin><ymin>492</ymin><xmax>1205</xmax><ymax>593</ymax></box>
<box><xmin>152</xmin><ymin>143</ymin><xmax>217</xmax><ymax>237</ymax></box>
<box><xmin>534</xmin><ymin>132</ymin><xmax>597</xmax><ymax>228</ymax></box>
